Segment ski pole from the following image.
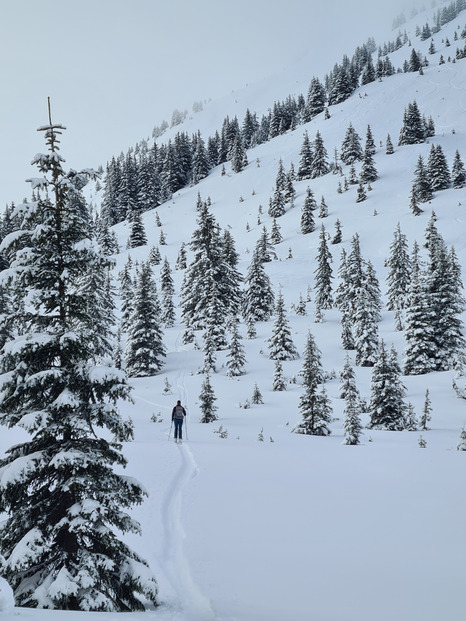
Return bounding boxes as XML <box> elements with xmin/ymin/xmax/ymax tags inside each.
<box><xmin>168</xmin><ymin>420</ymin><xmax>173</xmax><ymax>441</ymax></box>
<box><xmin>185</xmin><ymin>416</ymin><xmax>188</xmax><ymax>441</ymax></box>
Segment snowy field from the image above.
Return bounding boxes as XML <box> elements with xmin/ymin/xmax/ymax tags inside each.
<box><xmin>2</xmin><ymin>3</ymin><xmax>466</xmax><ymax>620</ymax></box>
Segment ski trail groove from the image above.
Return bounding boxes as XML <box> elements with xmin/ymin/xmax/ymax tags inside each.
<box><xmin>161</xmin><ymin>385</ymin><xmax>216</xmax><ymax>619</ymax></box>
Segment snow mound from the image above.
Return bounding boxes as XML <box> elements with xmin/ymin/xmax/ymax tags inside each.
<box><xmin>0</xmin><ymin>576</ymin><xmax>14</xmax><ymax>612</ymax></box>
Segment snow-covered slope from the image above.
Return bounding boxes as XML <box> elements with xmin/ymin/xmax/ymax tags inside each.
<box><xmin>2</xmin><ymin>3</ymin><xmax>466</xmax><ymax>621</ymax></box>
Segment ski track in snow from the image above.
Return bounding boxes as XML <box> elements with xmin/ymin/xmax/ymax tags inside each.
<box><xmin>160</xmin><ymin>444</ymin><xmax>216</xmax><ymax>621</ymax></box>
<box><xmin>159</xmin><ymin>341</ymin><xmax>216</xmax><ymax>620</ymax></box>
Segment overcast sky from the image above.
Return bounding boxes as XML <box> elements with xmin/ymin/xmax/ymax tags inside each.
<box><xmin>0</xmin><ymin>0</ymin><xmax>410</xmax><ymax>207</ymax></box>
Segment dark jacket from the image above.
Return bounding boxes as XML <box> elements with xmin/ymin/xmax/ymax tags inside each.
<box><xmin>172</xmin><ymin>405</ymin><xmax>186</xmax><ymax>421</ymax></box>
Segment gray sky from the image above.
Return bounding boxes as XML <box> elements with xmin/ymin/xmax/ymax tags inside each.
<box><xmin>0</xmin><ymin>0</ymin><xmax>409</xmax><ymax>206</ymax></box>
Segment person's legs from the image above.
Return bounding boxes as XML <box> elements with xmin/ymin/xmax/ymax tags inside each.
<box><xmin>174</xmin><ymin>418</ymin><xmax>183</xmax><ymax>440</ymax></box>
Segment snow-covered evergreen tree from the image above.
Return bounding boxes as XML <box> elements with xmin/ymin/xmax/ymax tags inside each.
<box><xmin>311</xmin><ymin>131</ymin><xmax>330</xmax><ymax>177</ymax></box>
<box><xmin>292</xmin><ymin>332</ymin><xmax>332</xmax><ymax>436</ymax></box>
<box><xmin>354</xmin><ymin>285</ymin><xmax>379</xmax><ymax>367</ymax></box>
<box><xmin>272</xmin><ymin>359</ymin><xmax>287</xmax><ymax>391</ymax></box>
<box><xmin>267</xmin><ymin>290</ymin><xmax>299</xmax><ymax>360</ymax></box>
<box><xmin>127</xmin><ymin>210</ymin><xmax>147</xmax><ymax>248</ymax></box>
<box><xmin>343</xmin><ymin>367</ymin><xmax>363</xmax><ymax>445</ymax></box>
<box><xmin>386</xmin><ymin>222</ymin><xmax>411</xmax><ymax>311</ymax></box>
<box><xmin>296</xmin><ymin>131</ymin><xmax>314</xmax><ymax>180</ymax></box>
<box><xmin>368</xmin><ymin>341</ymin><xmax>407</xmax><ymax>430</ymax></box>
<box><xmin>0</xmin><ymin>111</ymin><xmax>158</xmax><ymax>610</ymax></box>
<box><xmin>251</xmin><ymin>382</ymin><xmax>264</xmax><ymax>404</ymax></box>
<box><xmin>243</xmin><ymin>247</ymin><xmax>275</xmax><ymax>323</ymax></box>
<box><xmin>427</xmin><ymin>144</ymin><xmax>451</xmax><ymax>191</ymax></box>
<box><xmin>125</xmin><ymin>261</ymin><xmax>166</xmax><ymax>376</ymax></box>
<box><xmin>340</xmin><ymin>123</ymin><xmax>363</xmax><ymax>165</ymax></box>
<box><xmin>226</xmin><ymin>321</ymin><xmax>247</xmax><ymax>377</ymax></box>
<box><xmin>300</xmin><ymin>187</ymin><xmax>317</xmax><ymax>234</ymax></box>
<box><xmin>398</xmin><ymin>100</ymin><xmax>426</xmax><ymax>145</ymax></box>
<box><xmin>452</xmin><ymin>150</ymin><xmax>466</xmax><ymax>188</ymax></box>
<box><xmin>419</xmin><ymin>388</ymin><xmax>432</xmax><ymax>431</ymax></box>
<box><xmin>314</xmin><ymin>225</ymin><xmax>333</xmax><ymax>319</ymax></box>
<box><xmin>199</xmin><ymin>373</ymin><xmax>218</xmax><ymax>423</ymax></box>
<box><xmin>412</xmin><ymin>155</ymin><xmax>433</xmax><ymax>203</ymax></box>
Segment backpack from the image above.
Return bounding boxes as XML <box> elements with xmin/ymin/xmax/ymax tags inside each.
<box><xmin>174</xmin><ymin>405</ymin><xmax>185</xmax><ymax>419</ymax></box>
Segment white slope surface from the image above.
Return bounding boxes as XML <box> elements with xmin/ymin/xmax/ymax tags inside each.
<box><xmin>2</xmin><ymin>3</ymin><xmax>466</xmax><ymax>620</ymax></box>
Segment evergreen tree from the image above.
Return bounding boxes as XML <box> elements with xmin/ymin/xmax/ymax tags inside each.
<box><xmin>242</xmin><ymin>247</ymin><xmax>275</xmax><ymax>323</ymax></box>
<box><xmin>175</xmin><ymin>242</ymin><xmax>187</xmax><ymax>269</ymax></box>
<box><xmin>386</xmin><ymin>133</ymin><xmax>394</xmax><ymax>155</ymax></box>
<box><xmin>119</xmin><ymin>260</ymin><xmax>134</xmax><ymax>331</ymax></box>
<box><xmin>267</xmin><ymin>290</ymin><xmax>299</xmax><ymax>360</ymax></box>
<box><xmin>125</xmin><ymin>261</ymin><xmax>166</xmax><ymax>377</ymax></box>
<box><xmin>226</xmin><ymin>321</ymin><xmax>247</xmax><ymax>377</ymax></box>
<box><xmin>148</xmin><ymin>245</ymin><xmax>162</xmax><ymax>265</ymax></box>
<box><xmin>339</xmin><ymin>354</ymin><xmax>360</xmax><ymax>401</ymax></box>
<box><xmin>403</xmin><ymin>266</ymin><xmax>437</xmax><ymax>375</ymax></box>
<box><xmin>230</xmin><ymin>135</ymin><xmax>248</xmax><ymax>173</ymax></box>
<box><xmin>354</xmin><ymin>286</ymin><xmax>379</xmax><ymax>367</ymax></box>
<box><xmin>271</xmin><ymin>218</ymin><xmax>283</xmax><ymax>245</ymax></box>
<box><xmin>452</xmin><ymin>150</ymin><xmax>466</xmax><ymax>188</ymax></box>
<box><xmin>343</xmin><ymin>362</ymin><xmax>363</xmax><ymax>445</ymax></box>
<box><xmin>365</xmin><ymin>260</ymin><xmax>383</xmax><ymax>322</ymax></box>
<box><xmin>314</xmin><ymin>225</ymin><xmax>333</xmax><ymax>318</ymax></box>
<box><xmin>360</xmin><ymin>129</ymin><xmax>378</xmax><ymax>183</ymax></box>
<box><xmin>272</xmin><ymin>359</ymin><xmax>287</xmax><ymax>391</ymax></box>
<box><xmin>296</xmin><ymin>131</ymin><xmax>314</xmax><ymax>180</ymax></box>
<box><xmin>332</xmin><ymin>219</ymin><xmax>343</xmax><ymax>244</ymax></box>
<box><xmin>356</xmin><ymin>183</ymin><xmax>367</xmax><ymax>203</ymax></box>
<box><xmin>305</xmin><ymin>77</ymin><xmax>326</xmax><ymax>119</ymax></box>
<box><xmin>199</xmin><ymin>373</ymin><xmax>218</xmax><ymax>423</ymax></box>
<box><xmin>300</xmin><ymin>187</ymin><xmax>317</xmax><ymax>234</ymax></box>
<box><xmin>292</xmin><ymin>332</ymin><xmax>332</xmax><ymax>436</ymax></box>
<box><xmin>368</xmin><ymin>341</ymin><xmax>407</xmax><ymax>430</ymax></box>
<box><xmin>283</xmin><ymin>169</ymin><xmax>296</xmax><ymax>207</ymax></box>
<box><xmin>256</xmin><ymin>226</ymin><xmax>277</xmax><ymax>263</ymax></box>
<box><xmin>398</xmin><ymin>101</ymin><xmax>425</xmax><ymax>145</ymax></box>
<box><xmin>191</xmin><ymin>131</ymin><xmax>211</xmax><ymax>184</ymax></box>
<box><xmin>0</xmin><ymin>111</ymin><xmax>158</xmax><ymax>610</ymax></box>
<box><xmin>251</xmin><ymin>382</ymin><xmax>264</xmax><ymax>404</ymax></box>
<box><xmin>340</xmin><ymin>123</ymin><xmax>363</xmax><ymax>165</ymax></box>
<box><xmin>419</xmin><ymin>388</ymin><xmax>432</xmax><ymax>431</ymax></box>
<box><xmin>427</xmin><ymin>144</ymin><xmax>451</xmax><ymax>190</ymax></box>
<box><xmin>412</xmin><ymin>155</ymin><xmax>433</xmax><ymax>203</ymax></box>
<box><xmin>457</xmin><ymin>426</ymin><xmax>466</xmax><ymax>451</ymax></box>
<box><xmin>128</xmin><ymin>210</ymin><xmax>147</xmax><ymax>248</ymax></box>
<box><xmin>311</xmin><ymin>131</ymin><xmax>330</xmax><ymax>177</ymax></box>
<box><xmin>180</xmin><ymin>196</ymin><xmax>235</xmax><ymax>339</ymax></box>
<box><xmin>160</xmin><ymin>257</ymin><xmax>176</xmax><ymax>328</ymax></box>
<box><xmin>319</xmin><ymin>196</ymin><xmax>329</xmax><ymax>218</ymax></box>
<box><xmin>386</xmin><ymin>223</ymin><xmax>411</xmax><ymax>311</ymax></box>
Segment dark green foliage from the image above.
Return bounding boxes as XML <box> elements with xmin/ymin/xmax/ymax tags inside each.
<box><xmin>267</xmin><ymin>291</ymin><xmax>299</xmax><ymax>361</ymax></box>
<box><xmin>398</xmin><ymin>101</ymin><xmax>426</xmax><ymax>145</ymax></box>
<box><xmin>300</xmin><ymin>187</ymin><xmax>317</xmax><ymax>234</ymax></box>
<box><xmin>340</xmin><ymin>123</ymin><xmax>363</xmax><ymax>165</ymax></box>
<box><xmin>199</xmin><ymin>373</ymin><xmax>218</xmax><ymax>423</ymax></box>
<box><xmin>427</xmin><ymin>144</ymin><xmax>451</xmax><ymax>190</ymax></box>
<box><xmin>0</xmin><ymin>116</ymin><xmax>157</xmax><ymax>611</ymax></box>
<box><xmin>314</xmin><ymin>225</ymin><xmax>334</xmax><ymax>317</ymax></box>
<box><xmin>125</xmin><ymin>261</ymin><xmax>166</xmax><ymax>377</ymax></box>
<box><xmin>368</xmin><ymin>341</ymin><xmax>407</xmax><ymax>430</ymax></box>
<box><xmin>293</xmin><ymin>332</ymin><xmax>332</xmax><ymax>436</ymax></box>
<box><xmin>386</xmin><ymin>223</ymin><xmax>411</xmax><ymax>311</ymax></box>
<box><xmin>452</xmin><ymin>150</ymin><xmax>466</xmax><ymax>188</ymax></box>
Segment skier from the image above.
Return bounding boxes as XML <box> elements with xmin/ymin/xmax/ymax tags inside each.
<box><xmin>172</xmin><ymin>400</ymin><xmax>187</xmax><ymax>443</ymax></box>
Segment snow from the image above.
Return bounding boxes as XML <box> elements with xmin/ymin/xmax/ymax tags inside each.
<box><xmin>0</xmin><ymin>577</ymin><xmax>14</xmax><ymax>612</ymax></box>
<box><xmin>1</xmin><ymin>3</ymin><xmax>466</xmax><ymax>620</ymax></box>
